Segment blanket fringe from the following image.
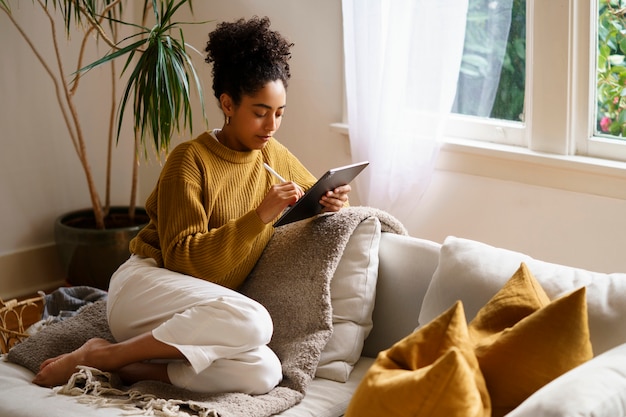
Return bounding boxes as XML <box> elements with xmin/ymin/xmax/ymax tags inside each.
<box><xmin>55</xmin><ymin>366</ymin><xmax>220</xmax><ymax>417</ymax></box>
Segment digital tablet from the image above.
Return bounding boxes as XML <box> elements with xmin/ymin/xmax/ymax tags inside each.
<box><xmin>274</xmin><ymin>161</ymin><xmax>369</xmax><ymax>227</ymax></box>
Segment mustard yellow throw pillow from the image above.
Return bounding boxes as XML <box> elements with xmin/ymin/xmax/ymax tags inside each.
<box><xmin>346</xmin><ymin>262</ymin><xmax>591</xmax><ymax>417</ymax></box>
<box><xmin>345</xmin><ymin>300</ymin><xmax>490</xmax><ymax>417</ymax></box>
<box><xmin>469</xmin><ymin>262</ymin><xmax>593</xmax><ymax>417</ymax></box>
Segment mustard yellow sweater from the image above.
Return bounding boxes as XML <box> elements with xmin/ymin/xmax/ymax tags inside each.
<box><xmin>130</xmin><ymin>131</ymin><xmax>317</xmax><ymax>289</ymax></box>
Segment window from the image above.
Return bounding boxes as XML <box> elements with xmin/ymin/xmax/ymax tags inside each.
<box><xmin>447</xmin><ymin>0</ymin><xmax>526</xmax><ymax>147</ymax></box>
<box><xmin>445</xmin><ymin>0</ymin><xmax>626</xmax><ymax>163</ymax></box>
<box><xmin>453</xmin><ymin>0</ymin><xmax>525</xmax><ymax>123</ymax></box>
<box><xmin>597</xmin><ymin>0</ymin><xmax>626</xmax><ymax>139</ymax></box>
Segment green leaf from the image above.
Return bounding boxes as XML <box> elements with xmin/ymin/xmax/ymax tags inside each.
<box><xmin>619</xmin><ymin>36</ymin><xmax>626</xmax><ymax>54</ymax></box>
<box><xmin>600</xmin><ymin>44</ymin><xmax>611</xmax><ymax>58</ymax></box>
<box><xmin>75</xmin><ymin>37</ymin><xmax>148</xmax><ymax>75</ymax></box>
<box><xmin>610</xmin><ymin>66</ymin><xmax>626</xmax><ymax>76</ymax></box>
<box><xmin>610</xmin><ymin>120</ymin><xmax>622</xmax><ymax>135</ymax></box>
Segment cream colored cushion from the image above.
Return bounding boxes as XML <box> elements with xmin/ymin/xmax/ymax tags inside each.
<box><xmin>315</xmin><ymin>217</ymin><xmax>381</xmax><ymax>382</ymax></box>
<box><xmin>420</xmin><ymin>236</ymin><xmax>626</xmax><ymax>355</ymax></box>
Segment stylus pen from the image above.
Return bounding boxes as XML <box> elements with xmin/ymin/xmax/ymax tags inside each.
<box><xmin>263</xmin><ymin>163</ymin><xmax>287</xmax><ymax>183</ymax></box>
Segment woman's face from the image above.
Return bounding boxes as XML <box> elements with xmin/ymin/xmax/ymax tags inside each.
<box><xmin>221</xmin><ymin>80</ymin><xmax>287</xmax><ymax>152</ymax></box>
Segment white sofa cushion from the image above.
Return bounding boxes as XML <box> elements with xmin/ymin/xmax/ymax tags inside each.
<box><xmin>507</xmin><ymin>342</ymin><xmax>626</xmax><ymax>417</ymax></box>
<box><xmin>361</xmin><ymin>233</ymin><xmax>440</xmax><ymax>358</ymax></box>
<box><xmin>315</xmin><ymin>217</ymin><xmax>381</xmax><ymax>382</ymax></box>
<box><xmin>280</xmin><ymin>358</ymin><xmax>375</xmax><ymax>417</ymax></box>
<box><xmin>419</xmin><ymin>236</ymin><xmax>626</xmax><ymax>355</ymax></box>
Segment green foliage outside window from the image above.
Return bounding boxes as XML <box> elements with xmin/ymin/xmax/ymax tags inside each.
<box><xmin>597</xmin><ymin>0</ymin><xmax>626</xmax><ymax>137</ymax></box>
<box><xmin>491</xmin><ymin>0</ymin><xmax>525</xmax><ymax>122</ymax></box>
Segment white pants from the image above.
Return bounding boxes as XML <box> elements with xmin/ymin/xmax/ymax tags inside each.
<box><xmin>106</xmin><ymin>255</ymin><xmax>282</xmax><ymax>394</ymax></box>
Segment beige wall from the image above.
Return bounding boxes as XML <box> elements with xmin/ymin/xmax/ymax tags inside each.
<box><xmin>0</xmin><ymin>3</ymin><xmax>136</xmax><ymax>297</ymax></box>
<box><xmin>2</xmin><ymin>0</ymin><xmax>626</xmax><ymax>298</ymax></box>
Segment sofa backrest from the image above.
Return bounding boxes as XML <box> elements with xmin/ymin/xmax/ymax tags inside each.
<box><xmin>361</xmin><ymin>233</ymin><xmax>441</xmax><ymax>358</ymax></box>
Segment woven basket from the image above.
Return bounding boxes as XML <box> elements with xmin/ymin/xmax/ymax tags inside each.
<box><xmin>0</xmin><ymin>295</ymin><xmax>45</xmax><ymax>354</ymax></box>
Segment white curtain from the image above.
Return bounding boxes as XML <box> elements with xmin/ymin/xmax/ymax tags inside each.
<box><xmin>342</xmin><ymin>0</ymin><xmax>469</xmax><ymax>224</ymax></box>
<box><xmin>453</xmin><ymin>0</ymin><xmax>514</xmax><ymax>117</ymax></box>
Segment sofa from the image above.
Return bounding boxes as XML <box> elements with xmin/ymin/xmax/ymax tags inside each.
<box><xmin>1</xmin><ymin>214</ymin><xmax>626</xmax><ymax>416</ymax></box>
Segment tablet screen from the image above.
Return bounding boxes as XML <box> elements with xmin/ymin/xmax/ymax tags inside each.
<box><xmin>274</xmin><ymin>161</ymin><xmax>369</xmax><ymax>227</ymax></box>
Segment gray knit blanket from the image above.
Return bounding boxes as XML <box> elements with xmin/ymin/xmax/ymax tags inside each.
<box><xmin>8</xmin><ymin>207</ymin><xmax>406</xmax><ymax>417</ymax></box>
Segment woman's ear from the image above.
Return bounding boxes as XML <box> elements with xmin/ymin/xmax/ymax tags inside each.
<box><xmin>219</xmin><ymin>93</ymin><xmax>235</xmax><ymax>117</ymax></box>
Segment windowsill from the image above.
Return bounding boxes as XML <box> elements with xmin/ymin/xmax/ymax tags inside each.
<box><xmin>330</xmin><ymin>122</ymin><xmax>626</xmax><ymax>200</ymax></box>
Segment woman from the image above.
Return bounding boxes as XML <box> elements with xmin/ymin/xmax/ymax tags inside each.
<box><xmin>32</xmin><ymin>16</ymin><xmax>351</xmax><ymax>394</ymax></box>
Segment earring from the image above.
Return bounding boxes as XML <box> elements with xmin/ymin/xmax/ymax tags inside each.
<box><xmin>226</xmin><ymin>116</ymin><xmax>230</xmax><ymax>125</ymax></box>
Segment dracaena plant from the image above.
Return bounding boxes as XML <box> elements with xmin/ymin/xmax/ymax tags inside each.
<box><xmin>0</xmin><ymin>0</ymin><xmax>207</xmax><ymax>229</ymax></box>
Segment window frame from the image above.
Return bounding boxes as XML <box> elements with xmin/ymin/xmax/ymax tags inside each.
<box><xmin>334</xmin><ymin>0</ymin><xmax>626</xmax><ymax>201</ymax></box>
<box><xmin>444</xmin><ymin>0</ymin><xmax>626</xmax><ymax>162</ymax></box>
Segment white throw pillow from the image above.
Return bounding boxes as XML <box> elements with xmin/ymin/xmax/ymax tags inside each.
<box><xmin>315</xmin><ymin>217</ymin><xmax>381</xmax><ymax>382</ymax></box>
<box><xmin>507</xmin><ymin>342</ymin><xmax>626</xmax><ymax>417</ymax></box>
<box><xmin>419</xmin><ymin>236</ymin><xmax>626</xmax><ymax>355</ymax></box>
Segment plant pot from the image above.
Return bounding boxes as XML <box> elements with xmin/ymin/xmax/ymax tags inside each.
<box><xmin>54</xmin><ymin>207</ymin><xmax>150</xmax><ymax>291</ymax></box>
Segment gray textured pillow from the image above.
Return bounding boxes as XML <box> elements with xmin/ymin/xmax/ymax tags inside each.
<box><xmin>7</xmin><ymin>300</ymin><xmax>114</xmax><ymax>374</ymax></box>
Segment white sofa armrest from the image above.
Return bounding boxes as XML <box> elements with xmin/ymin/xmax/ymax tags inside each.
<box><xmin>361</xmin><ymin>233</ymin><xmax>441</xmax><ymax>358</ymax></box>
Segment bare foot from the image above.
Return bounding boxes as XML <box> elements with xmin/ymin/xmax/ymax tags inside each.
<box><xmin>32</xmin><ymin>338</ymin><xmax>113</xmax><ymax>388</ymax></box>
<box><xmin>39</xmin><ymin>353</ymin><xmax>68</xmax><ymax>371</ymax></box>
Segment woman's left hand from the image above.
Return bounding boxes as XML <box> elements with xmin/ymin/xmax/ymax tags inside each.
<box><xmin>320</xmin><ymin>184</ymin><xmax>351</xmax><ymax>212</ymax></box>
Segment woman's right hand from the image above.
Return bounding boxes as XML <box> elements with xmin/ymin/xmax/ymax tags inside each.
<box><xmin>256</xmin><ymin>182</ymin><xmax>304</xmax><ymax>224</ymax></box>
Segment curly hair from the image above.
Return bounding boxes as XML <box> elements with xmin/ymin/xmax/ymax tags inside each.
<box><xmin>205</xmin><ymin>16</ymin><xmax>294</xmax><ymax>105</ymax></box>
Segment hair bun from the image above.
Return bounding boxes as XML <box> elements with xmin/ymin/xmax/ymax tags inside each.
<box><xmin>205</xmin><ymin>16</ymin><xmax>294</xmax><ymax>103</ymax></box>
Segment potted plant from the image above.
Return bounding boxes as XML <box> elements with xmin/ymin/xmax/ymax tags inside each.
<box><xmin>0</xmin><ymin>0</ymin><xmax>207</xmax><ymax>289</ymax></box>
